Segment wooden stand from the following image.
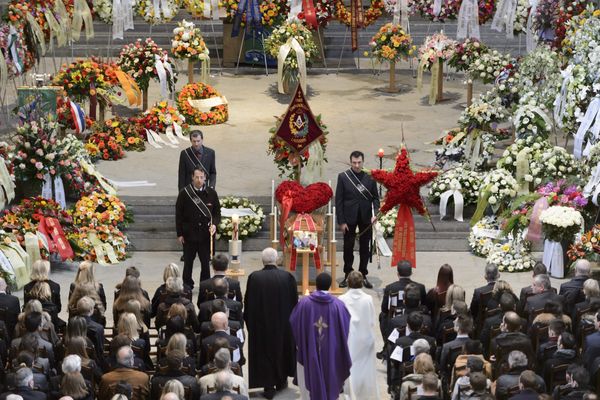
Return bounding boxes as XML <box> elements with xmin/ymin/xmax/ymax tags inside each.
<box><xmin>225</xmin><ymin>263</ymin><xmax>245</xmax><ymax>281</ymax></box>
<box><xmin>436</xmin><ymin>58</ymin><xmax>444</xmax><ymax>103</ymax></box>
<box><xmin>466</xmin><ymin>80</ymin><xmax>473</xmax><ymax>107</ymax></box>
<box><xmin>98</xmin><ymin>102</ymin><xmax>106</xmax><ymax>123</ymax></box>
<box><xmin>329</xmin><ymin>240</ymin><xmax>343</xmax><ymax>294</ymax></box>
<box><xmin>298</xmin><ymin>249</ymin><xmax>313</xmax><ymax>295</ymax></box>
<box><xmin>142</xmin><ymin>89</ymin><xmax>148</xmax><ymax>111</ymax></box>
<box><xmin>188</xmin><ymin>59</ymin><xmax>194</xmax><ymax>84</ymax></box>
<box><xmin>89</xmin><ymin>95</ymin><xmax>97</xmax><ymax>120</ymax></box>
<box><xmin>383</xmin><ymin>61</ymin><xmax>400</xmax><ymax>93</ymax></box>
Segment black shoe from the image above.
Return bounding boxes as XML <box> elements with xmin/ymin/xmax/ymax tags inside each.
<box><xmin>276</xmin><ymin>380</ymin><xmax>288</xmax><ymax>391</ymax></box>
<box><xmin>376</xmin><ymin>350</ymin><xmax>386</xmax><ymax>360</ymax></box>
<box><xmin>339</xmin><ymin>278</ymin><xmax>348</xmax><ymax>288</ymax></box>
<box><xmin>363</xmin><ymin>277</ymin><xmax>373</xmax><ymax>289</ymax></box>
<box><xmin>264</xmin><ymin>387</ymin><xmax>276</xmax><ymax>399</ymax></box>
<box><xmin>180</xmin><ymin>255</ymin><xmax>184</xmax><ymax>261</ymax></box>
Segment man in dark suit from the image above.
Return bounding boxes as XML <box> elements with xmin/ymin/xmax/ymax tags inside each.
<box><xmin>178</xmin><ymin>130</ymin><xmax>217</xmax><ymax>190</ymax></box>
<box><xmin>518</xmin><ymin>262</ymin><xmax>552</xmax><ymax>315</ymax></box>
<box><xmin>491</xmin><ymin>312</ymin><xmax>534</xmax><ymax>368</ymax></box>
<box><xmin>523</xmin><ymin>274</ymin><xmax>564</xmax><ymax>324</ymax></box>
<box><xmin>387</xmin><ymin>284</ymin><xmax>432</xmax><ymax>337</ymax></box>
<box><xmin>469</xmin><ymin>263</ymin><xmax>499</xmax><ymax>325</ymax></box>
<box><xmin>0</xmin><ymin>366</ymin><xmax>47</xmax><ymax>400</ymax></box>
<box><xmin>150</xmin><ymin>350</ymin><xmax>200</xmax><ymax>399</ymax></box>
<box><xmin>495</xmin><ymin>351</ymin><xmax>545</xmax><ymax>400</ymax></box>
<box><xmin>543</xmin><ymin>332</ymin><xmax>579</xmax><ymax>384</ymax></box>
<box><xmin>439</xmin><ymin>314</ymin><xmax>473</xmax><ymax>377</ymax></box>
<box><xmin>509</xmin><ymin>370</ymin><xmax>541</xmax><ymax>400</ymax></box>
<box><xmin>583</xmin><ymin>311</ymin><xmax>600</xmax><ymax>370</ymax></box>
<box><xmin>197</xmin><ymin>254</ymin><xmax>243</xmax><ymax>306</ymax></box>
<box><xmin>200</xmin><ymin>312</ymin><xmax>245</xmax><ymax>368</ymax></box>
<box><xmin>77</xmin><ymin>297</ymin><xmax>105</xmax><ymax>355</ymax></box>
<box><xmin>481</xmin><ymin>292</ymin><xmax>517</xmax><ymax>358</ymax></box>
<box><xmin>200</xmin><ymin>299</ymin><xmax>243</xmax><ymax>339</ymax></box>
<box><xmin>559</xmin><ymin>259</ymin><xmax>590</xmax><ymax>315</ymax></box>
<box><xmin>335</xmin><ymin>150</ymin><xmax>380</xmax><ymax>289</ymax></box>
<box><xmin>198</xmin><ymin>278</ymin><xmax>243</xmax><ymax>325</ymax></box>
<box><xmin>0</xmin><ymin>278</ymin><xmax>20</xmax><ymax>340</ymax></box>
<box><xmin>199</xmin><ymin>371</ymin><xmax>248</xmax><ymax>400</ymax></box>
<box><xmin>176</xmin><ymin>167</ymin><xmax>221</xmax><ymax>288</ymax></box>
<box><xmin>395</xmin><ymin>312</ymin><xmax>436</xmax><ymax>356</ymax></box>
<box><xmin>536</xmin><ymin>318</ymin><xmax>565</xmax><ymax>368</ymax></box>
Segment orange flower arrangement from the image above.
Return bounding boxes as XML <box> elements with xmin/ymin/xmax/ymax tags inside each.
<box><xmin>176</xmin><ymin>83</ymin><xmax>228</xmax><ymax>126</ymax></box>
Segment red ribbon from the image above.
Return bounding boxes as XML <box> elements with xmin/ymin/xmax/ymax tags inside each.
<box><xmin>350</xmin><ymin>0</ymin><xmax>364</xmax><ymax>51</ymax></box>
<box><xmin>392</xmin><ymin>204</ymin><xmax>416</xmax><ymax>268</ymax></box>
<box><xmin>289</xmin><ymin>213</ymin><xmax>321</xmax><ymax>271</ymax></box>
<box><xmin>302</xmin><ymin>0</ymin><xmax>318</xmax><ymax>29</ymax></box>
<box><xmin>45</xmin><ymin>217</ymin><xmax>74</xmax><ymax>260</ymax></box>
<box><xmin>279</xmin><ymin>190</ymin><xmax>295</xmax><ymax>245</ymax></box>
<box><xmin>36</xmin><ymin>215</ymin><xmax>57</xmax><ymax>254</ymax></box>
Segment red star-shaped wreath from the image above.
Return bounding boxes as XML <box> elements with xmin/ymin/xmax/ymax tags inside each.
<box><xmin>370</xmin><ymin>146</ymin><xmax>438</xmax><ymax>267</ymax></box>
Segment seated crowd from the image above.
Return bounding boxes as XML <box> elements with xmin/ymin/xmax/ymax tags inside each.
<box><xmin>0</xmin><ymin>254</ymin><xmax>599</xmax><ymax>400</ymax></box>
<box><xmin>0</xmin><ymin>255</ymin><xmax>247</xmax><ymax>400</ymax></box>
<box><xmin>379</xmin><ymin>259</ymin><xmax>600</xmax><ymax>400</ymax></box>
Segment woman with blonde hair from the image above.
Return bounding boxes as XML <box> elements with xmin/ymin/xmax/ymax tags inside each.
<box><xmin>160</xmin><ymin>379</ymin><xmax>185</xmax><ymax>400</ymax></box>
<box><xmin>15</xmin><ymin>299</ymin><xmax>59</xmax><ymax>344</ymax></box>
<box><xmin>399</xmin><ymin>353</ymin><xmax>441</xmax><ymax>400</ymax></box>
<box><xmin>23</xmin><ymin>281</ymin><xmax>65</xmax><ymax>331</ymax></box>
<box><xmin>68</xmin><ymin>283</ymin><xmax>106</xmax><ymax>326</ymax></box>
<box><xmin>157</xmin><ymin>333</ymin><xmax>196</xmax><ymax>372</ymax></box>
<box><xmin>118</xmin><ymin>312</ymin><xmax>152</xmax><ymax>369</ymax></box>
<box><xmin>113</xmin><ymin>276</ymin><xmax>150</xmax><ymax>326</ymax></box>
<box><xmin>441</xmin><ymin>285</ymin><xmax>466</xmax><ymax>313</ymax></box>
<box><xmin>151</xmin><ymin>263</ymin><xmax>192</xmax><ymax>318</ymax></box>
<box><xmin>486</xmin><ymin>280</ymin><xmax>518</xmax><ymax>312</ymax></box>
<box><xmin>69</xmin><ymin>261</ymin><xmax>107</xmax><ymax>310</ymax></box>
<box><xmin>24</xmin><ymin>259</ymin><xmax>62</xmax><ymax>313</ymax></box>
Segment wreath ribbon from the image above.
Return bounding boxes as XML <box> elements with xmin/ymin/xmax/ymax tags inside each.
<box><xmin>79</xmin><ymin>159</ymin><xmax>117</xmax><ymax>195</ymax></box>
<box><xmin>392</xmin><ymin>0</ymin><xmax>409</xmax><ymax>31</ymax></box>
<box><xmin>24</xmin><ymin>232</ymin><xmax>41</xmax><ymax>267</ymax></box>
<box><xmin>350</xmin><ymin>0</ymin><xmax>364</xmax><ymax>51</ymax></box>
<box><xmin>88</xmin><ymin>231</ymin><xmax>120</xmax><ymax>265</ymax></box>
<box><xmin>456</xmin><ymin>0</ymin><xmax>480</xmax><ymax>40</ymax></box>
<box><xmin>439</xmin><ymin>181</ymin><xmax>464</xmax><ymax>221</ymax></box>
<box><xmin>44</xmin><ymin>9</ymin><xmax>66</xmax><ymax>49</ymax></box>
<box><xmin>277</xmin><ymin>37</ymin><xmax>307</xmax><ymax>94</ymax></box>
<box><xmin>574</xmin><ymin>97</ymin><xmax>600</xmax><ymax>160</ymax></box>
<box><xmin>543</xmin><ymin>240</ymin><xmax>564</xmax><ymax>278</ymax></box>
<box><xmin>45</xmin><ymin>217</ymin><xmax>74</xmax><ymax>260</ymax></box>
<box><xmin>232</xmin><ymin>0</ymin><xmax>261</xmax><ymax>37</ymax></box>
<box><xmin>72</xmin><ymin>0</ymin><xmax>95</xmax><ymax>41</ymax></box>
<box><xmin>0</xmin><ymin>157</ymin><xmax>15</xmax><ymax>210</ymax></box>
<box><xmin>187</xmin><ymin>96</ymin><xmax>228</xmax><ymax>111</ymax></box>
<box><xmin>525</xmin><ymin>196</ymin><xmax>548</xmax><ymax>242</ymax></box>
<box><xmin>279</xmin><ymin>190</ymin><xmax>295</xmax><ymax>245</ymax></box>
<box><xmin>391</xmin><ymin>204</ymin><xmax>416</xmax><ymax>267</ymax></box>
<box><xmin>115</xmin><ymin>70</ymin><xmax>142</xmax><ymax>106</ymax></box>
<box><xmin>198</xmin><ymin>52</ymin><xmax>211</xmax><ymax>83</ymax></box>
<box><xmin>54</xmin><ymin>0</ymin><xmax>71</xmax><ymax>43</ymax></box>
<box><xmin>154</xmin><ymin>54</ymin><xmax>175</xmax><ymax>99</ymax></box>
<box><xmin>526</xmin><ymin>0</ymin><xmax>538</xmax><ymax>53</ymax></box>
<box><xmin>203</xmin><ymin>0</ymin><xmax>220</xmax><ymax>20</ymax></box>
<box><xmin>288</xmin><ymin>213</ymin><xmax>321</xmax><ymax>271</ymax></box>
<box><xmin>8</xmin><ymin>25</ymin><xmax>23</xmax><ymax>74</ymax></box>
<box><xmin>0</xmin><ymin>245</ymin><xmax>28</xmax><ymax>289</ymax></box>
<box><xmin>515</xmin><ymin>148</ymin><xmax>530</xmax><ymax>195</ymax></box>
<box><xmin>553</xmin><ymin>68</ymin><xmax>572</xmax><ymax>129</ymax></box>
<box><xmin>26</xmin><ymin>13</ymin><xmax>47</xmax><ymax>56</ymax></box>
<box><xmin>491</xmin><ymin>0</ymin><xmax>517</xmax><ymax>38</ymax></box>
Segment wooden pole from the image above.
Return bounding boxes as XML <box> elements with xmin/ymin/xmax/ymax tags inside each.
<box><xmin>325</xmin><ymin>213</ymin><xmax>332</xmax><ymax>266</ymax></box>
<box><xmin>467</xmin><ymin>80</ymin><xmax>473</xmax><ymax>107</ymax></box>
<box><xmin>389</xmin><ymin>61</ymin><xmax>396</xmax><ymax>91</ymax></box>
<box><xmin>98</xmin><ymin>102</ymin><xmax>106</xmax><ymax>123</ymax></box>
<box><xmin>89</xmin><ymin>95</ymin><xmax>97</xmax><ymax>121</ymax></box>
<box><xmin>302</xmin><ymin>252</ymin><xmax>309</xmax><ymax>295</ymax></box>
<box><xmin>436</xmin><ymin>58</ymin><xmax>444</xmax><ymax>103</ymax></box>
<box><xmin>330</xmin><ymin>240</ymin><xmax>339</xmax><ymax>292</ymax></box>
<box><xmin>142</xmin><ymin>89</ymin><xmax>148</xmax><ymax>111</ymax></box>
<box><xmin>188</xmin><ymin>59</ymin><xmax>194</xmax><ymax>84</ymax></box>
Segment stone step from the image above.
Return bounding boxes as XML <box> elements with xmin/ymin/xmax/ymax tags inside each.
<box><xmin>125</xmin><ymin>230</ymin><xmax>469</xmax><ymax>251</ymax></box>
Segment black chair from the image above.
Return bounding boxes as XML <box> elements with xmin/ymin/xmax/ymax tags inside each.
<box><xmin>549</xmin><ymin>363</ymin><xmax>568</xmax><ymax>389</ymax></box>
<box><xmin>476</xmin><ymin>290</ymin><xmax>493</xmax><ymax>334</ymax></box>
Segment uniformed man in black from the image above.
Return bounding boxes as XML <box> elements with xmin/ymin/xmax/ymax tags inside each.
<box><xmin>335</xmin><ymin>150</ymin><xmax>380</xmax><ymax>289</ymax></box>
<box><xmin>176</xmin><ymin>167</ymin><xmax>221</xmax><ymax>288</ymax></box>
<box><xmin>178</xmin><ymin>130</ymin><xmax>217</xmax><ymax>191</ymax></box>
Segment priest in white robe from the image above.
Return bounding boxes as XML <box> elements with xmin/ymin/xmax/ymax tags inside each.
<box><xmin>339</xmin><ymin>271</ymin><xmax>380</xmax><ymax>400</ymax></box>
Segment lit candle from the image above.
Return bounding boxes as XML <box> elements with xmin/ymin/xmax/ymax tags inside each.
<box><xmin>332</xmin><ymin>206</ymin><xmax>336</xmax><ymax>241</ymax></box>
<box><xmin>271</xmin><ymin>180</ymin><xmax>275</xmax><ymax>214</ymax></box>
<box><xmin>377</xmin><ymin>148</ymin><xmax>385</xmax><ymax>158</ymax></box>
<box><xmin>232</xmin><ymin>214</ymin><xmax>239</xmax><ymax>241</ymax></box>
<box><xmin>328</xmin><ymin>180</ymin><xmax>332</xmax><ymax>214</ymax></box>
<box><xmin>274</xmin><ymin>206</ymin><xmax>278</xmax><ymax>241</ymax></box>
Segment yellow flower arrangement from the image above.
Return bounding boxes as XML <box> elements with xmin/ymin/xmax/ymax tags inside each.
<box><xmin>369</xmin><ymin>23</ymin><xmax>413</xmax><ymax>63</ymax></box>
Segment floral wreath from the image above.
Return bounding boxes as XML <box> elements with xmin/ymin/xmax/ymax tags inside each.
<box><xmin>267</xmin><ymin>114</ymin><xmax>328</xmax><ymax>179</ymax></box>
<box><xmin>67</xmin><ymin>225</ymin><xmax>129</xmax><ymax>262</ymax></box>
<box><xmin>86</xmin><ymin>131</ymin><xmax>125</xmax><ymax>161</ymax></box>
<box><xmin>216</xmin><ymin>196</ymin><xmax>265</xmax><ymax>241</ymax></box>
<box><xmin>412</xmin><ymin>0</ymin><xmax>460</xmax><ymax>22</ymax></box>
<box><xmin>73</xmin><ymin>192</ymin><xmax>132</xmax><ymax>229</ymax></box>
<box><xmin>468</xmin><ymin>216</ymin><xmax>500</xmax><ymax>257</ymax></box>
<box><xmin>428</xmin><ymin>167</ymin><xmax>481</xmax><ymax>205</ymax></box>
<box><xmin>176</xmin><ymin>83</ymin><xmax>228</xmax><ymax>126</ymax></box>
<box><xmin>477</xmin><ymin>0</ymin><xmax>495</xmax><ymax>25</ymax></box>
<box><xmin>136</xmin><ymin>0</ymin><xmax>179</xmax><ymax>24</ymax></box>
<box><xmin>133</xmin><ymin>101</ymin><xmax>190</xmax><ymax>137</ymax></box>
<box><xmin>335</xmin><ymin>0</ymin><xmax>385</xmax><ymax>27</ymax></box>
<box><xmin>486</xmin><ymin>234</ymin><xmax>534</xmax><ymax>273</ymax></box>
<box><xmin>93</xmin><ymin>0</ymin><xmax>139</xmax><ymax>23</ymax></box>
<box><xmin>92</xmin><ymin>117</ymin><xmax>146</xmax><ymax>152</ymax></box>
<box><xmin>264</xmin><ymin>21</ymin><xmax>318</xmax><ymax>71</ymax></box>
<box><xmin>418</xmin><ymin>32</ymin><xmax>457</xmax><ymax>70</ymax></box>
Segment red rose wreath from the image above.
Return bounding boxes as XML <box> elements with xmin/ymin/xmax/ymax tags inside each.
<box><xmin>370</xmin><ymin>146</ymin><xmax>438</xmax><ymax>267</ymax></box>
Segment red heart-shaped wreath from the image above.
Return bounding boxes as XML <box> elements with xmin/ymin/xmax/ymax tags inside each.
<box><xmin>275</xmin><ymin>181</ymin><xmax>333</xmax><ymax>213</ymax></box>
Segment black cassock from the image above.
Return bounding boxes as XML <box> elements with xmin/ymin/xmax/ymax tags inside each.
<box><xmin>244</xmin><ymin>265</ymin><xmax>298</xmax><ymax>388</ymax></box>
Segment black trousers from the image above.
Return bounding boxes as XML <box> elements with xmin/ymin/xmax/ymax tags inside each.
<box><xmin>343</xmin><ymin>221</ymin><xmax>372</xmax><ymax>276</ymax></box>
<box><xmin>182</xmin><ymin>239</ymin><xmax>211</xmax><ymax>288</ymax></box>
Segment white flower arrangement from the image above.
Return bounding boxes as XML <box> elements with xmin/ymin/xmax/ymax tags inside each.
<box><xmin>535</xmin><ymin>146</ymin><xmax>578</xmax><ymax>181</ymax></box>
<box><xmin>171</xmin><ymin>20</ymin><xmax>209</xmax><ymax>61</ymax></box>
<box><xmin>136</xmin><ymin>0</ymin><xmax>179</xmax><ymax>24</ymax></box>
<box><xmin>513</xmin><ymin>99</ymin><xmax>553</xmax><ymax>139</ymax></box>
<box><xmin>428</xmin><ymin>167</ymin><xmax>481</xmax><ymax>205</ymax></box>
<box><xmin>459</xmin><ymin>91</ymin><xmax>508</xmax><ymax>129</ymax></box>
<box><xmin>468</xmin><ymin>216</ymin><xmax>501</xmax><ymax>257</ymax></box>
<box><xmin>216</xmin><ymin>196</ymin><xmax>265</xmax><ymax>241</ymax></box>
<box><xmin>496</xmin><ymin>135</ymin><xmax>550</xmax><ymax>186</ymax></box>
<box><xmin>554</xmin><ymin>64</ymin><xmax>594</xmax><ymax>133</ymax></box>
<box><xmin>468</xmin><ymin>50</ymin><xmax>512</xmax><ymax>85</ymax></box>
<box><xmin>539</xmin><ymin>205</ymin><xmax>583</xmax><ymax>242</ymax></box>
<box><xmin>486</xmin><ymin>233</ymin><xmax>534</xmax><ymax>272</ymax></box>
<box><xmin>515</xmin><ymin>45</ymin><xmax>562</xmax><ymax>110</ymax></box>
<box><xmin>512</xmin><ymin>0</ymin><xmax>530</xmax><ymax>34</ymax></box>
<box><xmin>379</xmin><ymin>207</ymin><xmax>398</xmax><ymax>238</ymax></box>
<box><xmin>480</xmin><ymin>168</ymin><xmax>518</xmax><ymax>207</ymax></box>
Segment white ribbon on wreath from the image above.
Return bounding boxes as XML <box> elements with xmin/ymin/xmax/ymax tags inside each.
<box><xmin>288</xmin><ymin>0</ymin><xmax>303</xmax><ymax>21</ymax></box>
<box><xmin>112</xmin><ymin>0</ymin><xmax>135</xmax><ymax>40</ymax></box>
<box><xmin>583</xmin><ymin>163</ymin><xmax>600</xmax><ymax>206</ymax></box>
<box><xmin>456</xmin><ymin>0</ymin><xmax>480</xmax><ymax>40</ymax></box>
<box><xmin>526</xmin><ymin>0</ymin><xmax>539</xmax><ymax>53</ymax></box>
<box><xmin>432</xmin><ymin>0</ymin><xmax>443</xmax><ymax>16</ymax></box>
<box><xmin>392</xmin><ymin>0</ymin><xmax>409</xmax><ymax>32</ymax></box>
<box><xmin>41</xmin><ymin>173</ymin><xmax>66</xmax><ymax>209</ymax></box>
<box><xmin>543</xmin><ymin>239</ymin><xmax>564</xmax><ymax>278</ymax></box>
<box><xmin>154</xmin><ymin>54</ymin><xmax>175</xmax><ymax>99</ymax></box>
<box><xmin>513</xmin><ymin>106</ymin><xmax>552</xmax><ymax>137</ymax></box>
<box><xmin>151</xmin><ymin>0</ymin><xmax>174</xmax><ymax>21</ymax></box>
<box><xmin>574</xmin><ymin>97</ymin><xmax>600</xmax><ymax>159</ymax></box>
<box><xmin>491</xmin><ymin>0</ymin><xmax>517</xmax><ymax>38</ymax></box>
<box><xmin>277</xmin><ymin>37</ymin><xmax>307</xmax><ymax>94</ymax></box>
<box><xmin>439</xmin><ymin>179</ymin><xmax>464</xmax><ymax>221</ymax></box>
<box><xmin>374</xmin><ymin>222</ymin><xmax>392</xmax><ymax>257</ymax></box>
<box><xmin>187</xmin><ymin>96</ymin><xmax>228</xmax><ymax>111</ymax></box>
<box><xmin>553</xmin><ymin>67</ymin><xmax>572</xmax><ymax>129</ymax></box>
<box><xmin>203</xmin><ymin>0</ymin><xmax>220</xmax><ymax>20</ymax></box>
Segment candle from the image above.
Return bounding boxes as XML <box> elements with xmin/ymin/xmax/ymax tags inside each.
<box><xmin>328</xmin><ymin>180</ymin><xmax>332</xmax><ymax>214</ymax></box>
<box><xmin>231</xmin><ymin>240</ymin><xmax>238</xmax><ymax>257</ymax></box>
<box><xmin>232</xmin><ymin>214</ymin><xmax>239</xmax><ymax>241</ymax></box>
<box><xmin>271</xmin><ymin>180</ymin><xmax>275</xmax><ymax>214</ymax></box>
<box><xmin>332</xmin><ymin>206</ymin><xmax>336</xmax><ymax>241</ymax></box>
<box><xmin>274</xmin><ymin>206</ymin><xmax>278</xmax><ymax>241</ymax></box>
<box><xmin>377</xmin><ymin>148</ymin><xmax>385</xmax><ymax>158</ymax></box>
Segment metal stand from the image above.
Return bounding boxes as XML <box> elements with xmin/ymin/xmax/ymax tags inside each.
<box><xmin>235</xmin><ymin>29</ymin><xmax>269</xmax><ymax>76</ymax></box>
<box><xmin>208</xmin><ymin>20</ymin><xmax>223</xmax><ymax>74</ymax></box>
<box><xmin>315</xmin><ymin>27</ymin><xmax>328</xmax><ymax>72</ymax></box>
